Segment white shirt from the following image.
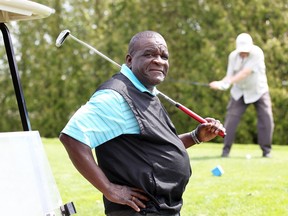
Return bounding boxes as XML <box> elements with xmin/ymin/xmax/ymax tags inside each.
<box><xmin>226</xmin><ymin>45</ymin><xmax>269</xmax><ymax>104</ymax></box>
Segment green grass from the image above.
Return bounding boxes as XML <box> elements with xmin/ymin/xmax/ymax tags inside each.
<box><xmin>43</xmin><ymin>138</ymin><xmax>288</xmax><ymax>216</ymax></box>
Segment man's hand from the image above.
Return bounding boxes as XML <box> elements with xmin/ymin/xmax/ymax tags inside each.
<box><xmin>104</xmin><ymin>184</ymin><xmax>150</xmax><ymax>212</ymax></box>
<box><xmin>196</xmin><ymin>117</ymin><xmax>226</xmax><ymax>142</ymax></box>
<box><xmin>209</xmin><ymin>80</ymin><xmax>230</xmax><ymax>91</ymax></box>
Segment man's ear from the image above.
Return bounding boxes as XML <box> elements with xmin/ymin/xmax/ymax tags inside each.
<box><xmin>125</xmin><ymin>54</ymin><xmax>132</xmax><ymax>68</ymax></box>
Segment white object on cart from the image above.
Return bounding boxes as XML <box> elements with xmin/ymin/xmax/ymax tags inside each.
<box><xmin>0</xmin><ymin>0</ymin><xmax>55</xmax><ymax>22</ymax></box>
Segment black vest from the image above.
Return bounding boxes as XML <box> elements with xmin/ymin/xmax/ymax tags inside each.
<box><xmin>96</xmin><ymin>73</ymin><xmax>191</xmax><ymax>214</ymax></box>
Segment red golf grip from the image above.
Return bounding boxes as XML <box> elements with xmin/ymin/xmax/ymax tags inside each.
<box><xmin>176</xmin><ymin>103</ymin><xmax>226</xmax><ymax>138</ymax></box>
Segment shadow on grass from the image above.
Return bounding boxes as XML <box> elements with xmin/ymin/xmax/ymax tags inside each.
<box><xmin>190</xmin><ymin>156</ymin><xmax>222</xmax><ymax>160</ymax></box>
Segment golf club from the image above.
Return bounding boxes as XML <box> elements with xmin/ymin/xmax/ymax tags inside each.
<box><xmin>187</xmin><ymin>81</ymin><xmax>210</xmax><ymax>87</ymax></box>
<box><xmin>166</xmin><ymin>78</ymin><xmax>210</xmax><ymax>87</ymax></box>
<box><xmin>56</xmin><ymin>29</ymin><xmax>121</xmax><ymax>68</ymax></box>
<box><xmin>55</xmin><ymin>29</ymin><xmax>225</xmax><ymax>138</ymax></box>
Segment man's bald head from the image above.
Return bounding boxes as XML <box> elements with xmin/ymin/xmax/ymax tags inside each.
<box><xmin>128</xmin><ymin>31</ymin><xmax>167</xmax><ymax>56</ymax></box>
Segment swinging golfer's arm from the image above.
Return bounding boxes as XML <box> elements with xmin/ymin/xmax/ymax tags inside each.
<box><xmin>229</xmin><ymin>68</ymin><xmax>252</xmax><ymax>84</ymax></box>
<box><xmin>59</xmin><ymin>133</ymin><xmax>149</xmax><ymax>212</ymax></box>
<box><xmin>220</xmin><ymin>68</ymin><xmax>252</xmax><ymax>85</ymax></box>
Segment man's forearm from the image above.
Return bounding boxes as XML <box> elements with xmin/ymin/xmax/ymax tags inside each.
<box><xmin>229</xmin><ymin>68</ymin><xmax>252</xmax><ymax>84</ymax></box>
<box><xmin>59</xmin><ymin>134</ymin><xmax>112</xmax><ymax>195</ymax></box>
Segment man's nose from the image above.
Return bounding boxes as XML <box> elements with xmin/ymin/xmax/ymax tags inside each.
<box><xmin>152</xmin><ymin>55</ymin><xmax>166</xmax><ymax>64</ymax></box>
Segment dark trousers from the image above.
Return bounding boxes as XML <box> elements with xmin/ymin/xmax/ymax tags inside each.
<box><xmin>106</xmin><ymin>209</ymin><xmax>180</xmax><ymax>216</ymax></box>
<box><xmin>222</xmin><ymin>92</ymin><xmax>274</xmax><ymax>156</ymax></box>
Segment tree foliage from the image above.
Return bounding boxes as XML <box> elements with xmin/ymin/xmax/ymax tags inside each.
<box><xmin>1</xmin><ymin>0</ymin><xmax>287</xmax><ymax>144</ymax></box>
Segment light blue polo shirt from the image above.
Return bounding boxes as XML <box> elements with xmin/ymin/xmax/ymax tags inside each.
<box><xmin>61</xmin><ymin>64</ymin><xmax>157</xmax><ymax>148</ymax></box>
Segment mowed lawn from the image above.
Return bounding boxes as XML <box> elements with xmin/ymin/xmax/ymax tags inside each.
<box><xmin>43</xmin><ymin>138</ymin><xmax>288</xmax><ymax>216</ymax></box>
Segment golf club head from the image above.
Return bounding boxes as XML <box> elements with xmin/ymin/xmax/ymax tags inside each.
<box><xmin>55</xmin><ymin>29</ymin><xmax>71</xmax><ymax>47</ymax></box>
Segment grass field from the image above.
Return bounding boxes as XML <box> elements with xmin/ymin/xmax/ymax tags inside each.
<box><xmin>43</xmin><ymin>138</ymin><xmax>288</xmax><ymax>216</ymax></box>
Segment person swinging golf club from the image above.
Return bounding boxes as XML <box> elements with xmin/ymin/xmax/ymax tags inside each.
<box><xmin>59</xmin><ymin>30</ymin><xmax>225</xmax><ymax>216</ymax></box>
<box><xmin>209</xmin><ymin>33</ymin><xmax>274</xmax><ymax>158</ymax></box>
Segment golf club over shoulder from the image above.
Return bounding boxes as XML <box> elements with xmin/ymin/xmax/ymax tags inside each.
<box><xmin>156</xmin><ymin>91</ymin><xmax>225</xmax><ymax>137</ymax></box>
<box><xmin>55</xmin><ymin>29</ymin><xmax>226</xmax><ymax>138</ymax></box>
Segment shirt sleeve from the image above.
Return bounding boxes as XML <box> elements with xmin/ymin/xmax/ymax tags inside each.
<box><xmin>226</xmin><ymin>51</ymin><xmax>236</xmax><ymax>77</ymax></box>
<box><xmin>61</xmin><ymin>89</ymin><xmax>139</xmax><ymax>148</ymax></box>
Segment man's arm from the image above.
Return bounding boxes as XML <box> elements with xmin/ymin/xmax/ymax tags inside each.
<box><xmin>179</xmin><ymin>118</ymin><xmax>225</xmax><ymax>148</ymax></box>
<box><xmin>59</xmin><ymin>133</ymin><xmax>149</xmax><ymax>212</ymax></box>
<box><xmin>228</xmin><ymin>68</ymin><xmax>252</xmax><ymax>84</ymax></box>
<box><xmin>209</xmin><ymin>67</ymin><xmax>252</xmax><ymax>91</ymax></box>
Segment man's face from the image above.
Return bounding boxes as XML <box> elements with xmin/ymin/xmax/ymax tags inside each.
<box><xmin>126</xmin><ymin>35</ymin><xmax>169</xmax><ymax>90</ymax></box>
<box><xmin>239</xmin><ymin>52</ymin><xmax>249</xmax><ymax>58</ymax></box>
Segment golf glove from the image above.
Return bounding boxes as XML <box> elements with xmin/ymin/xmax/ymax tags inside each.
<box><xmin>215</xmin><ymin>81</ymin><xmax>231</xmax><ymax>91</ymax></box>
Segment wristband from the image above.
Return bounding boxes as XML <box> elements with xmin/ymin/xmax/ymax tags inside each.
<box><xmin>190</xmin><ymin>129</ymin><xmax>202</xmax><ymax>144</ymax></box>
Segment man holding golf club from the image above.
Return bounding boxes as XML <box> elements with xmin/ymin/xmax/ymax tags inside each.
<box><xmin>59</xmin><ymin>30</ymin><xmax>225</xmax><ymax>216</ymax></box>
<box><xmin>209</xmin><ymin>33</ymin><xmax>274</xmax><ymax>158</ymax></box>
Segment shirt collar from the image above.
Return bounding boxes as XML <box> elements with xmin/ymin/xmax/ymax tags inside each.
<box><xmin>120</xmin><ymin>64</ymin><xmax>157</xmax><ymax>96</ymax></box>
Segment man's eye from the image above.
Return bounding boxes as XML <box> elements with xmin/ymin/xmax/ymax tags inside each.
<box><xmin>144</xmin><ymin>54</ymin><xmax>153</xmax><ymax>57</ymax></box>
<box><xmin>144</xmin><ymin>54</ymin><xmax>168</xmax><ymax>60</ymax></box>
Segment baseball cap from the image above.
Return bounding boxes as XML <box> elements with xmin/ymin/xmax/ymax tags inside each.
<box><xmin>236</xmin><ymin>33</ymin><xmax>253</xmax><ymax>53</ymax></box>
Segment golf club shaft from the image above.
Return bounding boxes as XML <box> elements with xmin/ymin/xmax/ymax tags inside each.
<box><xmin>69</xmin><ymin>34</ymin><xmax>121</xmax><ymax>68</ymax></box>
<box><xmin>166</xmin><ymin>78</ymin><xmax>209</xmax><ymax>86</ymax></box>
<box><xmin>190</xmin><ymin>82</ymin><xmax>209</xmax><ymax>86</ymax></box>
<box><xmin>58</xmin><ymin>31</ymin><xmax>225</xmax><ymax>138</ymax></box>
